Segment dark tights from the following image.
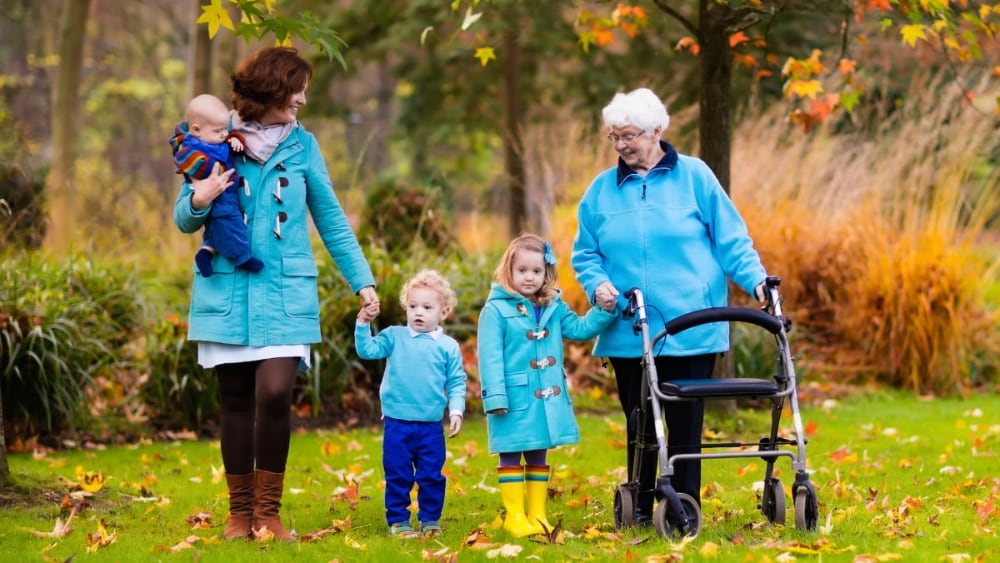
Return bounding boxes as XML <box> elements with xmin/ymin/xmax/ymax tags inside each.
<box><xmin>609</xmin><ymin>354</ymin><xmax>715</xmax><ymax>507</ymax></box>
<box><xmin>216</xmin><ymin>357</ymin><xmax>299</xmax><ymax>474</ymax></box>
<box><xmin>499</xmin><ymin>450</ymin><xmax>547</xmax><ymax>467</ymax></box>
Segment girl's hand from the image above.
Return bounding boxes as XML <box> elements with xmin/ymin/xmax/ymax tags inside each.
<box><xmin>189</xmin><ymin>163</ymin><xmax>234</xmax><ymax>210</ymax></box>
<box><xmin>447</xmin><ymin>414</ymin><xmax>463</xmax><ymax>438</ymax></box>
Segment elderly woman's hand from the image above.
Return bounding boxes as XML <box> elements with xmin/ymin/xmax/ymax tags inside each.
<box><xmin>189</xmin><ymin>163</ymin><xmax>235</xmax><ymax>210</ymax></box>
<box><xmin>595</xmin><ymin>281</ymin><xmax>620</xmax><ymax>310</ymax></box>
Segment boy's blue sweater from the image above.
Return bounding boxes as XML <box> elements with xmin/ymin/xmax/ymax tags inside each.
<box><xmin>355</xmin><ymin>324</ymin><xmax>466</xmax><ymax>422</ymax></box>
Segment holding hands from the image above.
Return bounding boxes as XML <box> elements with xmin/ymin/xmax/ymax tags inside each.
<box><xmin>357</xmin><ymin>286</ymin><xmax>380</xmax><ymax>323</ymax></box>
<box><xmin>595</xmin><ymin>281</ymin><xmax>619</xmax><ymax>312</ymax></box>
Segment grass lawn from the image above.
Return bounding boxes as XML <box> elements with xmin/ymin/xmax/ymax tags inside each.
<box><xmin>1</xmin><ymin>385</ymin><xmax>998</xmax><ymax>562</ymax></box>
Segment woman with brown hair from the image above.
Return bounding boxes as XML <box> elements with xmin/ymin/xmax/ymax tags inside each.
<box><xmin>173</xmin><ymin>47</ymin><xmax>379</xmax><ymax>541</ymax></box>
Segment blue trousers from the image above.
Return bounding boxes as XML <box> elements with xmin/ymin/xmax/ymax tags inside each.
<box><xmin>382</xmin><ymin>417</ymin><xmax>446</xmax><ymax>525</ymax></box>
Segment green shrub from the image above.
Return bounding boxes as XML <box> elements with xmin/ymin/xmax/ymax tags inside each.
<box><xmin>0</xmin><ymin>255</ymin><xmax>138</xmax><ymax>439</ymax></box>
<box><xmin>0</xmin><ymin>164</ymin><xmax>47</xmax><ymax>252</ymax></box>
<box><xmin>136</xmin><ymin>271</ymin><xmax>218</xmax><ymax>433</ymax></box>
<box><xmin>358</xmin><ymin>176</ymin><xmax>456</xmax><ymax>257</ymax></box>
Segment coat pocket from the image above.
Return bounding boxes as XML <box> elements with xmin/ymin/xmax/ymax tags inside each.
<box><xmin>190</xmin><ymin>258</ymin><xmax>236</xmax><ymax>316</ymax></box>
<box><xmin>281</xmin><ymin>255</ymin><xmax>319</xmax><ymax>318</ymax></box>
<box><xmin>505</xmin><ymin>371</ymin><xmax>530</xmax><ymax>412</ymax></box>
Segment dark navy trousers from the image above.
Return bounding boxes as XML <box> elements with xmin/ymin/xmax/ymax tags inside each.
<box><xmin>382</xmin><ymin>417</ymin><xmax>446</xmax><ymax>525</ymax></box>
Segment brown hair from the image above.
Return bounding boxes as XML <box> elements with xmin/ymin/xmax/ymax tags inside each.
<box><xmin>230</xmin><ymin>47</ymin><xmax>312</xmax><ymax>123</ymax></box>
<box><xmin>493</xmin><ymin>233</ymin><xmax>559</xmax><ymax>305</ymax></box>
<box><xmin>400</xmin><ymin>269</ymin><xmax>458</xmax><ymax>317</ymax></box>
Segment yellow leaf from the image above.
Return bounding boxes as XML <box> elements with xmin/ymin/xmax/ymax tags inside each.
<box><xmin>85</xmin><ymin>519</ymin><xmax>118</xmax><ymax>553</ymax></box>
<box><xmin>900</xmin><ymin>24</ymin><xmax>928</xmax><ymax>48</ymax></box>
<box><xmin>785</xmin><ymin>79</ymin><xmax>824</xmax><ymax>100</ymax></box>
<box><xmin>474</xmin><ymin>46</ymin><xmax>496</xmax><ymax>66</ymax></box>
<box><xmin>196</xmin><ymin>0</ymin><xmax>235</xmax><ymax>39</ymax></box>
<box><xmin>74</xmin><ymin>466</ymin><xmax>108</xmax><ymax>494</ymax></box>
<box><xmin>700</xmin><ymin>541</ymin><xmax>721</xmax><ymax>557</ymax></box>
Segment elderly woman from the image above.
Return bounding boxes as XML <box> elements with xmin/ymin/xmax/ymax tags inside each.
<box><xmin>571</xmin><ymin>88</ymin><xmax>768</xmax><ymax>526</ymax></box>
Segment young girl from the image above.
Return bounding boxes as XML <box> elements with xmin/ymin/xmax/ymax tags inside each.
<box><xmin>356</xmin><ymin>270</ymin><xmax>467</xmax><ymax>538</ymax></box>
<box><xmin>477</xmin><ymin>234</ymin><xmax>617</xmax><ymax>537</ymax></box>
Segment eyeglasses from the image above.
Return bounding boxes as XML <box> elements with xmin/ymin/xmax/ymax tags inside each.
<box><xmin>607</xmin><ymin>131</ymin><xmax>646</xmax><ymax>145</ymax></box>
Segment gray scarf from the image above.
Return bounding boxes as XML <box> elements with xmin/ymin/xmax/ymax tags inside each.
<box><xmin>231</xmin><ymin>111</ymin><xmax>294</xmax><ymax>163</ymax></box>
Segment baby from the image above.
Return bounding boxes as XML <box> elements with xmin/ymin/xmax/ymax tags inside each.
<box><xmin>169</xmin><ymin>94</ymin><xmax>262</xmax><ymax>277</ymax></box>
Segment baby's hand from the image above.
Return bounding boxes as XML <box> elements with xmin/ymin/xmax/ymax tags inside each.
<box><xmin>228</xmin><ymin>136</ymin><xmax>244</xmax><ymax>153</ymax></box>
<box><xmin>447</xmin><ymin>414</ymin><xmax>463</xmax><ymax>438</ymax></box>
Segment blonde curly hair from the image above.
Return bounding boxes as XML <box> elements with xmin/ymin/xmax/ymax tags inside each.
<box><xmin>400</xmin><ymin>269</ymin><xmax>458</xmax><ymax>316</ymax></box>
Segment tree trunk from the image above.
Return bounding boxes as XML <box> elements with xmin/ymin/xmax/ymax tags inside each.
<box><xmin>0</xmin><ymin>385</ymin><xmax>8</xmax><ymax>478</ymax></box>
<box><xmin>698</xmin><ymin>0</ymin><xmax>737</xmax><ymax>392</ymax></box>
<box><xmin>188</xmin><ymin>0</ymin><xmax>213</xmax><ymax>97</ymax></box>
<box><xmin>500</xmin><ymin>27</ymin><xmax>526</xmax><ymax>239</ymax></box>
<box><xmin>43</xmin><ymin>0</ymin><xmax>91</xmax><ymax>253</ymax></box>
<box><xmin>698</xmin><ymin>0</ymin><xmax>733</xmax><ymax>194</ymax></box>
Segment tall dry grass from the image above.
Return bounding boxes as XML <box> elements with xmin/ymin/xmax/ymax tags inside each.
<box><xmin>733</xmin><ymin>72</ymin><xmax>1000</xmax><ymax>395</ymax></box>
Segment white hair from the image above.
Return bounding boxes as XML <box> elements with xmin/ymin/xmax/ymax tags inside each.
<box><xmin>601</xmin><ymin>88</ymin><xmax>670</xmax><ymax>133</ymax></box>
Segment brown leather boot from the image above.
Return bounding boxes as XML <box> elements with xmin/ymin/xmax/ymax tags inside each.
<box><xmin>222</xmin><ymin>473</ymin><xmax>254</xmax><ymax>540</ymax></box>
<box><xmin>252</xmin><ymin>469</ymin><xmax>296</xmax><ymax>542</ymax></box>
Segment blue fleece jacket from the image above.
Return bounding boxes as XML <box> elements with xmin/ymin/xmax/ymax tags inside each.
<box><xmin>572</xmin><ymin>141</ymin><xmax>766</xmax><ymax>357</ymax></box>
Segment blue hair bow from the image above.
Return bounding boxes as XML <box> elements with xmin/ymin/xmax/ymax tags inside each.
<box><xmin>543</xmin><ymin>242</ymin><xmax>556</xmax><ymax>265</ymax></box>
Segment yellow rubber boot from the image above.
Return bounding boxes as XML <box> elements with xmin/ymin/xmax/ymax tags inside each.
<box><xmin>525</xmin><ymin>464</ymin><xmax>552</xmax><ymax>534</ymax></box>
<box><xmin>498</xmin><ymin>466</ymin><xmax>535</xmax><ymax>537</ymax></box>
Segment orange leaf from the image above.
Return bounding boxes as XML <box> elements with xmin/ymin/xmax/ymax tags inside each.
<box><xmin>675</xmin><ymin>36</ymin><xmax>699</xmax><ymax>55</ymax></box>
<box><xmin>729</xmin><ymin>31</ymin><xmax>749</xmax><ymax>48</ymax></box>
<box><xmin>838</xmin><ymin>58</ymin><xmax>857</xmax><ymax>75</ymax></box>
<box><xmin>804</xmin><ymin>420</ymin><xmax>818</xmax><ymax>436</ymax></box>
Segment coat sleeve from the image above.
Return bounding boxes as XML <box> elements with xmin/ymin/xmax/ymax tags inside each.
<box><xmin>477</xmin><ymin>304</ymin><xmax>509</xmax><ymax>413</ymax></box>
<box><xmin>571</xmin><ymin>177</ymin><xmax>612</xmax><ymax>302</ymax></box>
<box><xmin>694</xmin><ymin>160</ymin><xmax>767</xmax><ymax>296</ymax></box>
<box><xmin>556</xmin><ymin>300</ymin><xmax>617</xmax><ymax>342</ymax></box>
<box><xmin>173</xmin><ymin>181</ymin><xmax>210</xmax><ymax>234</ymax></box>
<box><xmin>302</xmin><ymin>130</ymin><xmax>376</xmax><ymax>293</ymax></box>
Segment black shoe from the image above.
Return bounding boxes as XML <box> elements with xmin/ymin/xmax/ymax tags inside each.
<box><xmin>635</xmin><ymin>507</ymin><xmax>654</xmax><ymax>527</ymax></box>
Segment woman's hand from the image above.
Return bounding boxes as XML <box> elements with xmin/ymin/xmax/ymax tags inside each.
<box><xmin>190</xmin><ymin>163</ymin><xmax>235</xmax><ymax>210</ymax></box>
<box><xmin>359</xmin><ymin>286</ymin><xmax>380</xmax><ymax>318</ymax></box>
<box><xmin>595</xmin><ymin>281</ymin><xmax>619</xmax><ymax>311</ymax></box>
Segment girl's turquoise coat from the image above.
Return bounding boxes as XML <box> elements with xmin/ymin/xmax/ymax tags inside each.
<box><xmin>477</xmin><ymin>283</ymin><xmax>616</xmax><ymax>454</ymax></box>
<box><xmin>173</xmin><ymin>123</ymin><xmax>374</xmax><ymax>346</ymax></box>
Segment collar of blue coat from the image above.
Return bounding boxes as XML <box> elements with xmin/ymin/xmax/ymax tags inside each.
<box><xmin>615</xmin><ymin>140</ymin><xmax>678</xmax><ymax>186</ymax></box>
<box><xmin>485</xmin><ymin>283</ymin><xmax>560</xmax><ymax>324</ymax></box>
<box><xmin>407</xmin><ymin>325</ymin><xmax>444</xmax><ymax>340</ymax></box>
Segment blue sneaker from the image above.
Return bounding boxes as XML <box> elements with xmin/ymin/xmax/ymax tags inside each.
<box><xmin>389</xmin><ymin>522</ymin><xmax>418</xmax><ymax>539</ymax></box>
<box><xmin>421</xmin><ymin>520</ymin><xmax>442</xmax><ymax>536</ymax></box>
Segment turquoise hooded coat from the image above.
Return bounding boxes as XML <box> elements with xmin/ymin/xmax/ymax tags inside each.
<box><xmin>173</xmin><ymin>123</ymin><xmax>374</xmax><ymax>346</ymax></box>
<box><xmin>477</xmin><ymin>283</ymin><xmax>616</xmax><ymax>454</ymax></box>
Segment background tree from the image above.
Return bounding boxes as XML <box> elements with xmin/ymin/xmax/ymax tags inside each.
<box><xmin>43</xmin><ymin>0</ymin><xmax>91</xmax><ymax>253</ymax></box>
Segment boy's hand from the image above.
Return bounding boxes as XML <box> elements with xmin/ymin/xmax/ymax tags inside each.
<box><xmin>357</xmin><ymin>307</ymin><xmax>377</xmax><ymax>324</ymax></box>
<box><xmin>447</xmin><ymin>414</ymin><xmax>463</xmax><ymax>438</ymax></box>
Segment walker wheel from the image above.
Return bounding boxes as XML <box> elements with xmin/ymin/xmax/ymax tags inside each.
<box><xmin>653</xmin><ymin>492</ymin><xmax>702</xmax><ymax>539</ymax></box>
<box><xmin>793</xmin><ymin>487</ymin><xmax>819</xmax><ymax>531</ymax></box>
<box><xmin>761</xmin><ymin>477</ymin><xmax>786</xmax><ymax>525</ymax></box>
<box><xmin>613</xmin><ymin>484</ymin><xmax>636</xmax><ymax>530</ymax></box>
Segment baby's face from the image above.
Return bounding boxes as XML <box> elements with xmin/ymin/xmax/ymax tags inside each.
<box><xmin>191</xmin><ymin>110</ymin><xmax>230</xmax><ymax>144</ymax></box>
